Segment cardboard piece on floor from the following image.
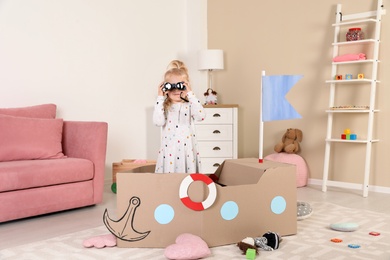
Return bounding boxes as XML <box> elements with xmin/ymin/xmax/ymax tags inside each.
<box><xmin>106</xmin><ymin>158</ymin><xmax>296</xmax><ymax>248</ymax></box>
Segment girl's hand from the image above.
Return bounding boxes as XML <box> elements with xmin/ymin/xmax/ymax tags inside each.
<box><xmin>158</xmin><ymin>82</ymin><xmax>164</xmax><ymax>96</ymax></box>
<box><xmin>183</xmin><ymin>81</ymin><xmax>192</xmax><ymax>93</ymax></box>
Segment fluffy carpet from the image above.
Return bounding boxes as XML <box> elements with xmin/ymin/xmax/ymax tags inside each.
<box><xmin>1</xmin><ymin>202</ymin><xmax>389</xmax><ymax>259</ymax></box>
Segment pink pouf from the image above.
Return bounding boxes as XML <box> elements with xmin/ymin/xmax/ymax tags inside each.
<box><xmin>264</xmin><ymin>153</ymin><xmax>308</xmax><ymax>187</ymax></box>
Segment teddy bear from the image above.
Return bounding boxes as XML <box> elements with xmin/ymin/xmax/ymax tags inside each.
<box><xmin>274</xmin><ymin>128</ymin><xmax>303</xmax><ymax>154</ymax></box>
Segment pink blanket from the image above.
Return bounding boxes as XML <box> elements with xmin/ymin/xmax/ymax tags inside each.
<box><xmin>333</xmin><ymin>53</ymin><xmax>366</xmax><ymax>62</ymax></box>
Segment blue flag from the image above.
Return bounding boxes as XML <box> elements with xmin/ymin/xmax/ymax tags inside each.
<box><xmin>262</xmin><ymin>75</ymin><xmax>303</xmax><ymax>122</ymax></box>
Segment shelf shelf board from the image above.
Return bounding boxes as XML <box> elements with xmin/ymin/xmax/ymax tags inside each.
<box><xmin>332</xmin><ymin>18</ymin><xmax>378</xmax><ymax>27</ymax></box>
<box><xmin>326</xmin><ymin>138</ymin><xmax>379</xmax><ymax>143</ymax></box>
<box><xmin>333</xmin><ymin>39</ymin><xmax>377</xmax><ymax>46</ymax></box>
<box><xmin>326</xmin><ymin>109</ymin><xmax>379</xmax><ymax>113</ymax></box>
<box><xmin>326</xmin><ymin>79</ymin><xmax>379</xmax><ymax>84</ymax></box>
<box><xmin>332</xmin><ymin>59</ymin><xmax>379</xmax><ymax>65</ymax></box>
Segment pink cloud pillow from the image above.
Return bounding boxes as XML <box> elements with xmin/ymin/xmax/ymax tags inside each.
<box><xmin>0</xmin><ymin>114</ymin><xmax>65</xmax><ymax>162</ymax></box>
<box><xmin>164</xmin><ymin>233</ymin><xmax>211</xmax><ymax>260</ymax></box>
<box><xmin>0</xmin><ymin>103</ymin><xmax>56</xmax><ymax>119</ymax></box>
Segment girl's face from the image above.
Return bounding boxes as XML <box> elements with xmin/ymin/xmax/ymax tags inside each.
<box><xmin>165</xmin><ymin>74</ymin><xmax>186</xmax><ymax>103</ymax></box>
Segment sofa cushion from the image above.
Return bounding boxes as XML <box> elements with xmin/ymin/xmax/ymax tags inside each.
<box><xmin>0</xmin><ymin>104</ymin><xmax>56</xmax><ymax>118</ymax></box>
<box><xmin>0</xmin><ymin>158</ymin><xmax>94</xmax><ymax>192</ymax></box>
<box><xmin>0</xmin><ymin>114</ymin><xmax>65</xmax><ymax>162</ymax></box>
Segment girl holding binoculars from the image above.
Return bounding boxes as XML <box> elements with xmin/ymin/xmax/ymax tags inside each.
<box><xmin>153</xmin><ymin>60</ymin><xmax>205</xmax><ymax>173</ymax></box>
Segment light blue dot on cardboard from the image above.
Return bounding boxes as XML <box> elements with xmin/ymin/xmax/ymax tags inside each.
<box><xmin>271</xmin><ymin>196</ymin><xmax>286</xmax><ymax>214</ymax></box>
<box><xmin>154</xmin><ymin>204</ymin><xmax>174</xmax><ymax>224</ymax></box>
<box><xmin>221</xmin><ymin>201</ymin><xmax>239</xmax><ymax>220</ymax></box>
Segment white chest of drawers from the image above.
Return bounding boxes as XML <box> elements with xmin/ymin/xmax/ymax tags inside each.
<box><xmin>195</xmin><ymin>104</ymin><xmax>238</xmax><ymax>173</ymax></box>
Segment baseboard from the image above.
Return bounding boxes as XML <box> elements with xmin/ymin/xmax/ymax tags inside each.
<box><xmin>309</xmin><ymin>178</ymin><xmax>390</xmax><ymax>194</ymax></box>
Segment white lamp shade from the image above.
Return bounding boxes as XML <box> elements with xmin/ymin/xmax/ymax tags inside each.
<box><xmin>198</xmin><ymin>49</ymin><xmax>224</xmax><ymax>70</ymax></box>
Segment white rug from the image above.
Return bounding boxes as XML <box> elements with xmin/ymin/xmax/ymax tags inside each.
<box><xmin>1</xmin><ymin>202</ymin><xmax>390</xmax><ymax>260</ymax></box>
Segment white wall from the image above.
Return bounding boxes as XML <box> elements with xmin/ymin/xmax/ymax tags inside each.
<box><xmin>0</xmin><ymin>0</ymin><xmax>208</xmax><ymax>179</ymax></box>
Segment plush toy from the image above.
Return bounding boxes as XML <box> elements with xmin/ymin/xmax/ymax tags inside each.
<box><xmin>204</xmin><ymin>88</ymin><xmax>218</xmax><ymax>105</ymax></box>
<box><xmin>237</xmin><ymin>237</ymin><xmax>258</xmax><ymax>255</ymax></box>
<box><xmin>274</xmin><ymin>128</ymin><xmax>303</xmax><ymax>154</ymax></box>
<box><xmin>237</xmin><ymin>231</ymin><xmax>281</xmax><ymax>256</ymax></box>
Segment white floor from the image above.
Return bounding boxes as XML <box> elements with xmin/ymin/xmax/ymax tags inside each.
<box><xmin>1</xmin><ymin>181</ymin><xmax>390</xmax><ymax>250</ymax></box>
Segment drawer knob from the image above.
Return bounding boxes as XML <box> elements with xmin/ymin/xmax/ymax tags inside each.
<box><xmin>213</xmin><ymin>130</ymin><xmax>221</xmax><ymax>134</ymax></box>
<box><xmin>213</xmin><ymin>163</ymin><xmax>221</xmax><ymax>167</ymax></box>
<box><xmin>213</xmin><ymin>113</ymin><xmax>221</xmax><ymax>117</ymax></box>
<box><xmin>213</xmin><ymin>147</ymin><xmax>221</xmax><ymax>151</ymax></box>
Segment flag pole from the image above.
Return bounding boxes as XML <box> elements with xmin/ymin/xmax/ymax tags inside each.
<box><xmin>259</xmin><ymin>70</ymin><xmax>265</xmax><ymax>163</ymax></box>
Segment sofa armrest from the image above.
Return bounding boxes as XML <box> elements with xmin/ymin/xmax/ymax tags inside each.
<box><xmin>62</xmin><ymin>121</ymin><xmax>108</xmax><ymax>204</ymax></box>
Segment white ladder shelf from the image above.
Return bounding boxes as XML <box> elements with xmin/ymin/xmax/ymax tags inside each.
<box><xmin>322</xmin><ymin>1</ymin><xmax>386</xmax><ymax>197</ymax></box>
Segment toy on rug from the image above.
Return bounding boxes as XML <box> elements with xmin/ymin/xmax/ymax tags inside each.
<box><xmin>83</xmin><ymin>234</ymin><xmax>117</xmax><ymax>249</ymax></box>
<box><xmin>330</xmin><ymin>222</ymin><xmax>359</xmax><ymax>232</ymax></box>
<box><xmin>204</xmin><ymin>88</ymin><xmax>218</xmax><ymax>105</ymax></box>
<box><xmin>297</xmin><ymin>201</ymin><xmax>313</xmax><ymax>220</ymax></box>
<box><xmin>274</xmin><ymin>128</ymin><xmax>303</xmax><ymax>154</ymax></box>
<box><xmin>164</xmin><ymin>233</ymin><xmax>211</xmax><ymax>260</ymax></box>
<box><xmin>237</xmin><ymin>231</ymin><xmax>281</xmax><ymax>256</ymax></box>
<box><xmin>237</xmin><ymin>237</ymin><xmax>258</xmax><ymax>255</ymax></box>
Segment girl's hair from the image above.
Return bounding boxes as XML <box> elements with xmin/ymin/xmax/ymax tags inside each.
<box><xmin>163</xmin><ymin>60</ymin><xmax>189</xmax><ymax>110</ymax></box>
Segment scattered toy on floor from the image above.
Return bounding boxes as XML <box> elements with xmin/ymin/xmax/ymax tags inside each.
<box><xmin>164</xmin><ymin>233</ymin><xmax>211</xmax><ymax>260</ymax></box>
<box><xmin>330</xmin><ymin>222</ymin><xmax>359</xmax><ymax>232</ymax></box>
<box><xmin>254</xmin><ymin>231</ymin><xmax>281</xmax><ymax>251</ymax></box>
<box><xmin>83</xmin><ymin>234</ymin><xmax>117</xmax><ymax>249</ymax></box>
<box><xmin>297</xmin><ymin>201</ymin><xmax>313</xmax><ymax>220</ymax></box>
<box><xmin>237</xmin><ymin>231</ymin><xmax>281</xmax><ymax>257</ymax></box>
<box><xmin>237</xmin><ymin>237</ymin><xmax>258</xmax><ymax>255</ymax></box>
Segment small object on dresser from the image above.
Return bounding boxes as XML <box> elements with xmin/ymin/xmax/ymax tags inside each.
<box><xmin>335</xmin><ymin>75</ymin><xmax>343</xmax><ymax>80</ymax></box>
<box><xmin>204</xmin><ymin>88</ymin><xmax>218</xmax><ymax>105</ymax></box>
<box><xmin>358</xmin><ymin>73</ymin><xmax>364</xmax><ymax>79</ymax></box>
<box><xmin>345</xmin><ymin>74</ymin><xmax>353</xmax><ymax>80</ymax></box>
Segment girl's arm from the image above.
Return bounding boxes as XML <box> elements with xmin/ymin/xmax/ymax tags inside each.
<box><xmin>153</xmin><ymin>96</ymin><xmax>166</xmax><ymax>126</ymax></box>
<box><xmin>187</xmin><ymin>91</ymin><xmax>206</xmax><ymax>122</ymax></box>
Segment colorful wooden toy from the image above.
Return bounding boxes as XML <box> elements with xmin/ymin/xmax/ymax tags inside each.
<box><xmin>345</xmin><ymin>74</ymin><xmax>353</xmax><ymax>80</ymax></box>
<box><xmin>336</xmin><ymin>75</ymin><xmax>343</xmax><ymax>80</ymax></box>
<box><xmin>358</xmin><ymin>73</ymin><xmax>364</xmax><ymax>79</ymax></box>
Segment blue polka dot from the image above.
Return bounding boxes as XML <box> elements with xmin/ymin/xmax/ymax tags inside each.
<box><xmin>154</xmin><ymin>204</ymin><xmax>174</xmax><ymax>224</ymax></box>
<box><xmin>220</xmin><ymin>201</ymin><xmax>239</xmax><ymax>220</ymax></box>
<box><xmin>271</xmin><ymin>196</ymin><xmax>286</xmax><ymax>214</ymax></box>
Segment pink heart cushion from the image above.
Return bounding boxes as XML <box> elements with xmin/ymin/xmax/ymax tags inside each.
<box><xmin>83</xmin><ymin>234</ymin><xmax>117</xmax><ymax>249</ymax></box>
<box><xmin>164</xmin><ymin>233</ymin><xmax>211</xmax><ymax>260</ymax></box>
<box><xmin>0</xmin><ymin>114</ymin><xmax>65</xmax><ymax>162</ymax></box>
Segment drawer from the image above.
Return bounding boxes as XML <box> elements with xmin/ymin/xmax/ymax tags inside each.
<box><xmin>197</xmin><ymin>108</ymin><xmax>233</xmax><ymax>125</ymax></box>
<box><xmin>201</xmin><ymin>157</ymin><xmax>228</xmax><ymax>174</ymax></box>
<box><xmin>196</xmin><ymin>125</ymin><xmax>233</xmax><ymax>141</ymax></box>
<box><xmin>198</xmin><ymin>141</ymin><xmax>233</xmax><ymax>157</ymax></box>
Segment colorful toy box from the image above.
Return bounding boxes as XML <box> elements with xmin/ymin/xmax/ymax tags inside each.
<box><xmin>104</xmin><ymin>158</ymin><xmax>297</xmax><ymax>248</ymax></box>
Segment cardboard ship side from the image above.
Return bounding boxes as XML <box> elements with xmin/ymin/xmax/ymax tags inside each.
<box><xmin>111</xmin><ymin>158</ymin><xmax>296</xmax><ymax>248</ymax></box>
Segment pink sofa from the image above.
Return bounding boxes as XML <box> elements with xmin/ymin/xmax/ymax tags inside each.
<box><xmin>0</xmin><ymin>104</ymin><xmax>108</xmax><ymax>223</ymax></box>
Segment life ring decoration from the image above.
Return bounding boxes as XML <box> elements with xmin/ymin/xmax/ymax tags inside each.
<box><xmin>179</xmin><ymin>173</ymin><xmax>217</xmax><ymax>211</ymax></box>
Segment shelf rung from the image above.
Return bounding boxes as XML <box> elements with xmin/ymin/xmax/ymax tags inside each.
<box><xmin>326</xmin><ymin>79</ymin><xmax>380</xmax><ymax>84</ymax></box>
<box><xmin>325</xmin><ymin>138</ymin><xmax>379</xmax><ymax>143</ymax></box>
<box><xmin>332</xmin><ymin>39</ymin><xmax>377</xmax><ymax>46</ymax></box>
<box><xmin>332</xmin><ymin>59</ymin><xmax>379</xmax><ymax>65</ymax></box>
<box><xmin>332</xmin><ymin>18</ymin><xmax>378</xmax><ymax>26</ymax></box>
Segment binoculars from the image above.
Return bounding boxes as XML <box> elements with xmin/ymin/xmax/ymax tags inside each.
<box><xmin>162</xmin><ymin>82</ymin><xmax>186</xmax><ymax>92</ymax></box>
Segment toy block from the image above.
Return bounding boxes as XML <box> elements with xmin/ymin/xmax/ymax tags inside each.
<box><xmin>335</xmin><ymin>75</ymin><xmax>343</xmax><ymax>80</ymax></box>
<box><xmin>345</xmin><ymin>74</ymin><xmax>353</xmax><ymax>80</ymax></box>
<box><xmin>346</xmin><ymin>134</ymin><xmax>351</xmax><ymax>140</ymax></box>
<box><xmin>246</xmin><ymin>248</ymin><xmax>256</xmax><ymax>259</ymax></box>
<box><xmin>341</xmin><ymin>134</ymin><xmax>346</xmax><ymax>139</ymax></box>
<box><xmin>344</xmin><ymin>129</ymin><xmax>351</xmax><ymax>134</ymax></box>
<box><xmin>350</xmin><ymin>134</ymin><xmax>357</xmax><ymax>140</ymax></box>
<box><xmin>358</xmin><ymin>73</ymin><xmax>364</xmax><ymax>79</ymax></box>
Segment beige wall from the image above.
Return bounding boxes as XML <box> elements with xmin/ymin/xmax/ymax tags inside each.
<box><xmin>208</xmin><ymin>0</ymin><xmax>390</xmax><ymax>188</ymax></box>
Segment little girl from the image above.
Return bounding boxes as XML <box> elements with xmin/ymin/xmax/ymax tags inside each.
<box><xmin>153</xmin><ymin>60</ymin><xmax>205</xmax><ymax>173</ymax></box>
